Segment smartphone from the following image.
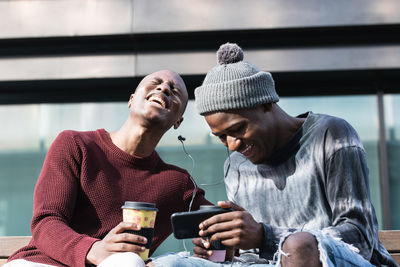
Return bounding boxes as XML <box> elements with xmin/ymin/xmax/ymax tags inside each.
<box><xmin>170</xmin><ymin>205</ymin><xmax>232</xmax><ymax>239</ymax></box>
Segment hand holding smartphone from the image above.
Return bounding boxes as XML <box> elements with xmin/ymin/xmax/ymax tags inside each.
<box><xmin>170</xmin><ymin>205</ymin><xmax>232</xmax><ymax>239</ymax></box>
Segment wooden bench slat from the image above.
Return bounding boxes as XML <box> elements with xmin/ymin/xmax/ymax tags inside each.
<box><xmin>0</xmin><ymin>236</ymin><xmax>31</xmax><ymax>259</ymax></box>
<box><xmin>391</xmin><ymin>253</ymin><xmax>400</xmax><ymax>264</ymax></box>
<box><xmin>0</xmin><ymin>232</ymin><xmax>399</xmax><ymax>265</ymax></box>
<box><xmin>378</xmin><ymin>230</ymin><xmax>400</xmax><ymax>253</ymax></box>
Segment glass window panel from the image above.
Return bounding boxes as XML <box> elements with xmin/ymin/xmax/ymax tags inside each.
<box><xmin>0</xmin><ymin>105</ymin><xmax>41</xmax><ymax>152</ymax></box>
<box><xmin>154</xmin><ymin>102</ymin><xmax>228</xmax><ymax>255</ymax></box>
<box><xmin>383</xmin><ymin>94</ymin><xmax>400</xmax><ymax>229</ymax></box>
<box><xmin>0</xmin><ymin>101</ymin><xmax>226</xmax><ymax>255</ymax></box>
<box><xmin>0</xmin><ymin>95</ymin><xmax>384</xmax><ymax>256</ymax></box>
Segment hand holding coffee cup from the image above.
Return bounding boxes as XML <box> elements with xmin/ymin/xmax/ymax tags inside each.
<box><xmin>121</xmin><ymin>201</ymin><xmax>158</xmax><ymax>261</ymax></box>
<box><xmin>86</xmin><ymin>221</ymin><xmax>149</xmax><ymax>265</ymax></box>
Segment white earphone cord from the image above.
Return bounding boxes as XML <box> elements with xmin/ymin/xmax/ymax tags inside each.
<box><xmin>178</xmin><ymin>136</ymin><xmax>231</xmax><ymax>208</ymax></box>
<box><xmin>178</xmin><ymin>136</ymin><xmax>233</xmax><ymax>257</ymax></box>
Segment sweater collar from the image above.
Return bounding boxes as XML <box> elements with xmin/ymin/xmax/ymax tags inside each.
<box><xmin>96</xmin><ymin>128</ymin><xmax>159</xmax><ymax>166</ymax></box>
<box><xmin>263</xmin><ymin>112</ymin><xmax>311</xmax><ymax>165</ymax></box>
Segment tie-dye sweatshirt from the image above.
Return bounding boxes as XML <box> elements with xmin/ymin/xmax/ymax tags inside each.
<box><xmin>224</xmin><ymin>112</ymin><xmax>397</xmax><ymax>267</ymax></box>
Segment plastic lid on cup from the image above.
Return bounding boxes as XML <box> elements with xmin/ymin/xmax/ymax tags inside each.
<box><xmin>121</xmin><ymin>201</ymin><xmax>159</xmax><ymax>211</ymax></box>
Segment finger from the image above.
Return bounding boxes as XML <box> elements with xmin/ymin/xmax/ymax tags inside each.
<box><xmin>200</xmin><ymin>210</ymin><xmax>245</xmax><ymax>235</ymax></box>
<box><xmin>203</xmin><ymin>215</ymin><xmax>245</xmax><ymax>237</ymax></box>
<box><xmin>192</xmin><ymin>238</ymin><xmax>206</xmax><ymax>248</ymax></box>
<box><xmin>192</xmin><ymin>237</ymin><xmax>211</xmax><ymax>251</ymax></box>
<box><xmin>209</xmin><ymin>227</ymin><xmax>241</xmax><ymax>244</ymax></box>
<box><xmin>120</xmin><ymin>222</ymin><xmax>142</xmax><ymax>232</ymax></box>
<box><xmin>193</xmin><ymin>245</ymin><xmax>213</xmax><ymax>258</ymax></box>
<box><xmin>203</xmin><ymin>227</ymin><xmax>242</xmax><ymax>248</ymax></box>
<box><xmin>209</xmin><ymin>226</ymin><xmax>257</xmax><ymax>249</ymax></box>
<box><xmin>193</xmin><ymin>245</ymin><xmax>209</xmax><ymax>256</ymax></box>
<box><xmin>106</xmin><ymin>241</ymin><xmax>147</xmax><ymax>253</ymax></box>
<box><xmin>108</xmin><ymin>222</ymin><xmax>126</xmax><ymax>235</ymax></box>
<box><xmin>106</xmin><ymin>231</ymin><xmax>147</xmax><ymax>247</ymax></box>
<box><xmin>220</xmin><ymin>237</ymin><xmax>241</xmax><ymax>248</ymax></box>
<box><xmin>217</xmin><ymin>201</ymin><xmax>244</xmax><ymax>211</ymax></box>
<box><xmin>116</xmin><ymin>232</ymin><xmax>148</xmax><ymax>245</ymax></box>
<box><xmin>199</xmin><ymin>212</ymin><xmax>234</xmax><ymax>232</ymax></box>
<box><xmin>112</xmin><ymin>222</ymin><xmax>141</xmax><ymax>234</ymax></box>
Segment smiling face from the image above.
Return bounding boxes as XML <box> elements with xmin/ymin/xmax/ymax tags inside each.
<box><xmin>204</xmin><ymin>105</ymin><xmax>278</xmax><ymax>164</ymax></box>
<box><xmin>130</xmin><ymin>70</ymin><xmax>188</xmax><ymax>130</ymax></box>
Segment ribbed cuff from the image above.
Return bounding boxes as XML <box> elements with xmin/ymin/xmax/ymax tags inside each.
<box><xmin>77</xmin><ymin>236</ymin><xmax>100</xmax><ymax>267</ymax></box>
<box><xmin>259</xmin><ymin>223</ymin><xmax>280</xmax><ymax>260</ymax></box>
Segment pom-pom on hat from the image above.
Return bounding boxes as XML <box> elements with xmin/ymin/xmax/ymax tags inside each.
<box><xmin>195</xmin><ymin>42</ymin><xmax>279</xmax><ymax>115</ymax></box>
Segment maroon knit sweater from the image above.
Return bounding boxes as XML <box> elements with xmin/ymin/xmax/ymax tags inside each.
<box><xmin>8</xmin><ymin>129</ymin><xmax>210</xmax><ymax>266</ymax></box>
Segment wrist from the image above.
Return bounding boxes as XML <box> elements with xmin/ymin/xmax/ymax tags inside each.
<box><xmin>86</xmin><ymin>241</ymin><xmax>100</xmax><ymax>265</ymax></box>
<box><xmin>256</xmin><ymin>222</ymin><xmax>265</xmax><ymax>249</ymax></box>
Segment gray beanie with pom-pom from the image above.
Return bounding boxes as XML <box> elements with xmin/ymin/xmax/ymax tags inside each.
<box><xmin>195</xmin><ymin>42</ymin><xmax>279</xmax><ymax>115</ymax></box>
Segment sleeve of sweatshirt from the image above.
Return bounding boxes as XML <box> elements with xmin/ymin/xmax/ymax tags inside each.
<box><xmin>321</xmin><ymin>146</ymin><xmax>378</xmax><ymax>260</ymax></box>
<box><xmin>30</xmin><ymin>131</ymin><xmax>98</xmax><ymax>267</ymax></box>
<box><xmin>257</xmin><ymin>146</ymin><xmax>378</xmax><ymax>261</ymax></box>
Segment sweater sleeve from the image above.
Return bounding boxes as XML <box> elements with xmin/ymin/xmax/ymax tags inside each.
<box><xmin>258</xmin><ymin>146</ymin><xmax>378</xmax><ymax>261</ymax></box>
<box><xmin>31</xmin><ymin>131</ymin><xmax>98</xmax><ymax>267</ymax></box>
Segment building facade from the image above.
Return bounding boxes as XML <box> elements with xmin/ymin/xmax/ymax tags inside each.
<box><xmin>0</xmin><ymin>0</ymin><xmax>399</xmax><ymax>256</ymax></box>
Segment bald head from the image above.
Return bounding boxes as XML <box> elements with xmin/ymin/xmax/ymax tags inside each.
<box><xmin>137</xmin><ymin>70</ymin><xmax>188</xmax><ymax>116</ymax></box>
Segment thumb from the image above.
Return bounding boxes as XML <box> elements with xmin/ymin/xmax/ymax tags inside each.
<box><xmin>217</xmin><ymin>200</ymin><xmax>245</xmax><ymax>211</ymax></box>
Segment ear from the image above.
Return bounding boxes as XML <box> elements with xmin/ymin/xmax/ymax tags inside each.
<box><xmin>128</xmin><ymin>94</ymin><xmax>134</xmax><ymax>108</ymax></box>
<box><xmin>173</xmin><ymin>117</ymin><xmax>184</xmax><ymax>129</ymax></box>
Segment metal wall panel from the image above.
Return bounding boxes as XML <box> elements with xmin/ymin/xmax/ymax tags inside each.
<box><xmin>2</xmin><ymin>45</ymin><xmax>400</xmax><ymax>81</ymax></box>
<box><xmin>136</xmin><ymin>45</ymin><xmax>400</xmax><ymax>75</ymax></box>
<box><xmin>133</xmin><ymin>0</ymin><xmax>400</xmax><ymax>33</ymax></box>
<box><xmin>0</xmin><ymin>0</ymin><xmax>133</xmax><ymax>38</ymax></box>
<box><xmin>1</xmin><ymin>0</ymin><xmax>400</xmax><ymax>38</ymax></box>
<box><xmin>0</xmin><ymin>55</ymin><xmax>135</xmax><ymax>81</ymax></box>
<box><xmin>247</xmin><ymin>46</ymin><xmax>400</xmax><ymax>72</ymax></box>
<box><xmin>136</xmin><ymin>51</ymin><xmax>214</xmax><ymax>76</ymax></box>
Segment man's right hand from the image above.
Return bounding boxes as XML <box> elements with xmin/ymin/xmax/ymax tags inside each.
<box><xmin>192</xmin><ymin>237</ymin><xmax>212</xmax><ymax>259</ymax></box>
<box><xmin>192</xmin><ymin>237</ymin><xmax>235</xmax><ymax>261</ymax></box>
<box><xmin>86</xmin><ymin>222</ymin><xmax>147</xmax><ymax>265</ymax></box>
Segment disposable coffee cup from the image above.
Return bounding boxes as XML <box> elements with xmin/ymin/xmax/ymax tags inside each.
<box><xmin>121</xmin><ymin>201</ymin><xmax>158</xmax><ymax>261</ymax></box>
<box><xmin>199</xmin><ymin>205</ymin><xmax>227</xmax><ymax>262</ymax></box>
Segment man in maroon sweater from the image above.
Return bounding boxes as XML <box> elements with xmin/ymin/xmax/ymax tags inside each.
<box><xmin>6</xmin><ymin>70</ymin><xmax>210</xmax><ymax>267</ymax></box>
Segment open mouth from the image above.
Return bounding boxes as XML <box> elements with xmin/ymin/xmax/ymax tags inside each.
<box><xmin>240</xmin><ymin>143</ymin><xmax>254</xmax><ymax>157</ymax></box>
<box><xmin>147</xmin><ymin>93</ymin><xmax>168</xmax><ymax>108</ymax></box>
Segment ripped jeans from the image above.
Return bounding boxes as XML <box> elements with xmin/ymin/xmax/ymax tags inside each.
<box><xmin>150</xmin><ymin>230</ymin><xmax>375</xmax><ymax>267</ymax></box>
